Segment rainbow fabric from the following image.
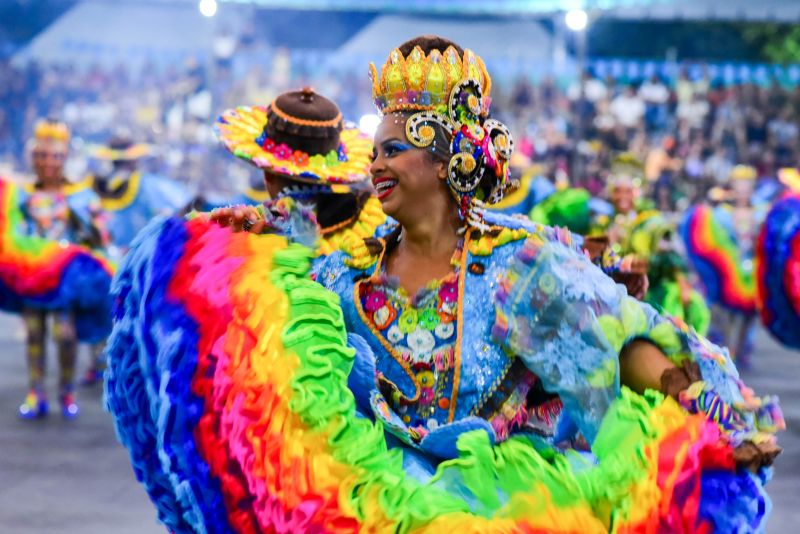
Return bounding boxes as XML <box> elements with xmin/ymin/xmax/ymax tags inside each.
<box><xmin>0</xmin><ymin>179</ymin><xmax>113</xmax><ymax>341</ymax></box>
<box><xmin>681</xmin><ymin>205</ymin><xmax>756</xmax><ymax>314</ymax></box>
<box><xmin>756</xmin><ymin>193</ymin><xmax>800</xmax><ymax>348</ymax></box>
<box><xmin>106</xmin><ymin>215</ymin><xmax>770</xmax><ymax>533</ymax></box>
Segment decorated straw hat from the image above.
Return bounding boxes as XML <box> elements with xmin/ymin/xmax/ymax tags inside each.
<box><xmin>777</xmin><ymin>167</ymin><xmax>800</xmax><ymax>192</ymax></box>
<box><xmin>89</xmin><ymin>134</ymin><xmax>152</xmax><ymax>162</ymax></box>
<box><xmin>215</xmin><ymin>87</ymin><xmax>371</xmax><ymax>189</ymax></box>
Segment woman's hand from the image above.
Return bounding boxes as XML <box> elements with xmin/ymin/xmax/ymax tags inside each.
<box><xmin>619</xmin><ymin>339</ymin><xmax>676</xmax><ymax>394</ymax></box>
<box><xmin>209</xmin><ymin>206</ymin><xmax>267</xmax><ymax>233</ymax></box>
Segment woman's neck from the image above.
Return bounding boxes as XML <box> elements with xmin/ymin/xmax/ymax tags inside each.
<box><xmin>397</xmin><ymin>210</ymin><xmax>461</xmax><ymax>260</ymax></box>
<box><xmin>37</xmin><ymin>177</ymin><xmax>63</xmax><ymax>193</ymax></box>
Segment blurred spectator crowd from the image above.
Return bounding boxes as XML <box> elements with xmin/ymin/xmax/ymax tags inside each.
<box><xmin>497</xmin><ymin>69</ymin><xmax>800</xmax><ymax>209</ymax></box>
<box><xmin>1</xmin><ymin>33</ymin><xmax>799</xmax><ymax>202</ymax></box>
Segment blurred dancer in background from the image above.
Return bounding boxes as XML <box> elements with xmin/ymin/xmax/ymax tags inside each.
<box><xmin>15</xmin><ymin>120</ymin><xmax>108</xmax><ymax>418</ymax></box>
<box><xmin>79</xmin><ymin>132</ymin><xmax>192</xmax><ymax>385</ymax></box>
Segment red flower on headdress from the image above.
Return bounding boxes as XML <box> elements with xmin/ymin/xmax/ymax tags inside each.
<box><xmin>273</xmin><ymin>143</ymin><xmax>292</xmax><ymax>160</ymax></box>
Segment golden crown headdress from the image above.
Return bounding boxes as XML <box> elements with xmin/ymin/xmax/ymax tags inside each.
<box><xmin>369</xmin><ymin>46</ymin><xmax>492</xmax><ymax>115</ymax></box>
<box><xmin>730</xmin><ymin>164</ymin><xmax>757</xmax><ymax>181</ymax></box>
<box><xmin>608</xmin><ymin>152</ymin><xmax>644</xmax><ymax>188</ymax></box>
<box><xmin>33</xmin><ymin>119</ymin><xmax>70</xmax><ymax>143</ymax></box>
<box><xmin>370</xmin><ymin>45</ymin><xmax>513</xmax><ymax>231</ymax></box>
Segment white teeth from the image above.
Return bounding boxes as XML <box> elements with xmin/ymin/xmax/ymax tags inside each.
<box><xmin>375</xmin><ymin>180</ymin><xmax>397</xmax><ymax>193</ymax></box>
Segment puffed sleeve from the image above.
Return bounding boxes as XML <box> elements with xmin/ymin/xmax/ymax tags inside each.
<box><xmin>493</xmin><ymin>232</ymin><xmax>783</xmax><ymax>450</ymax></box>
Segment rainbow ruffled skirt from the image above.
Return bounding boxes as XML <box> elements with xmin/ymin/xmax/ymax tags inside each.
<box><xmin>0</xmin><ymin>179</ymin><xmax>113</xmax><ymax>341</ymax></box>
<box><xmin>106</xmin><ymin>215</ymin><xmax>771</xmax><ymax>533</ymax></box>
<box><xmin>756</xmin><ymin>193</ymin><xmax>800</xmax><ymax>348</ymax></box>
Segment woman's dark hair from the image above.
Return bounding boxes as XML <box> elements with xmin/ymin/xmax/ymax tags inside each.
<box><xmin>397</xmin><ymin>35</ymin><xmax>464</xmax><ymax>57</ymax></box>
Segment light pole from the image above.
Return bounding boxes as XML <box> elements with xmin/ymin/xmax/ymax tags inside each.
<box><xmin>565</xmin><ymin>8</ymin><xmax>588</xmax><ymax>187</ymax></box>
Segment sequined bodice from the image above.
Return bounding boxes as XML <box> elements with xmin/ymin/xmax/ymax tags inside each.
<box><xmin>357</xmin><ymin>272</ymin><xmax>460</xmax><ymax>440</ymax></box>
<box><xmin>25</xmin><ymin>191</ymin><xmax>69</xmax><ymax>240</ymax></box>
<box><xmin>314</xmin><ymin>229</ymin><xmax>550</xmax><ymax>453</ymax></box>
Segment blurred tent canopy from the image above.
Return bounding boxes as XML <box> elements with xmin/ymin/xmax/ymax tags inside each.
<box><xmin>215</xmin><ymin>0</ymin><xmax>800</xmax><ymax>21</ymax></box>
<box><xmin>12</xmin><ymin>2</ymin><xmax>220</xmax><ymax>68</ymax></box>
<box><xmin>339</xmin><ymin>15</ymin><xmax>553</xmax><ymax>61</ymax></box>
<box><xmin>10</xmin><ymin>0</ymin><xmax>800</xmax><ymax>69</ymax></box>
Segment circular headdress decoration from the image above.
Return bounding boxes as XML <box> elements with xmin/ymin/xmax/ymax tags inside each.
<box><xmin>215</xmin><ymin>87</ymin><xmax>372</xmax><ymax>190</ymax></box>
<box><xmin>371</xmin><ymin>45</ymin><xmax>514</xmax><ymax>228</ymax></box>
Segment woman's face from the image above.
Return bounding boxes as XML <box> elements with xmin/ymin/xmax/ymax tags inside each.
<box><xmin>32</xmin><ymin>140</ymin><xmax>68</xmax><ymax>185</ymax></box>
<box><xmin>611</xmin><ymin>183</ymin><xmax>635</xmax><ymax>213</ymax></box>
<box><xmin>370</xmin><ymin>114</ymin><xmax>449</xmax><ymax>221</ymax></box>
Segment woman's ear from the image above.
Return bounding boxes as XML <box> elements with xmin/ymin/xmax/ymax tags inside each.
<box><xmin>436</xmin><ymin>159</ymin><xmax>448</xmax><ymax>181</ymax></box>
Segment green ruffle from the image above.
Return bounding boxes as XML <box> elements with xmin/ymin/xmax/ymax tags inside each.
<box><xmin>529</xmin><ymin>188</ymin><xmax>591</xmax><ymax>235</ymax></box>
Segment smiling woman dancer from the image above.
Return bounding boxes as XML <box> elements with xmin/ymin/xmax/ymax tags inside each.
<box><xmin>107</xmin><ymin>36</ymin><xmax>783</xmax><ymax>533</ymax></box>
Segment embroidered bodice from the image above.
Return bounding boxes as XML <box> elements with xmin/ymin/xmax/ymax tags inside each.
<box><xmin>358</xmin><ymin>269</ymin><xmax>462</xmax><ymax>441</ymax></box>
<box><xmin>23</xmin><ymin>190</ymin><xmax>69</xmax><ymax>240</ymax></box>
<box><xmin>19</xmin><ymin>182</ymin><xmax>106</xmax><ymax>247</ymax></box>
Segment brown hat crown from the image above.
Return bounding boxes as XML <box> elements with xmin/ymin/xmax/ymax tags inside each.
<box><xmin>264</xmin><ymin>87</ymin><xmax>343</xmax><ymax>156</ymax></box>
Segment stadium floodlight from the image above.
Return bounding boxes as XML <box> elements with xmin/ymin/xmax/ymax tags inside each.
<box><xmin>358</xmin><ymin>114</ymin><xmax>381</xmax><ymax>137</ymax></box>
<box><xmin>199</xmin><ymin>0</ymin><xmax>218</xmax><ymax>17</ymax></box>
<box><xmin>564</xmin><ymin>9</ymin><xmax>588</xmax><ymax>31</ymax></box>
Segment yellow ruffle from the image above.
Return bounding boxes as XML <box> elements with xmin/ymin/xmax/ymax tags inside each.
<box><xmin>468</xmin><ymin>227</ymin><xmax>529</xmax><ymax>256</ymax></box>
<box><xmin>320</xmin><ymin>196</ymin><xmax>387</xmax><ymax>261</ymax></box>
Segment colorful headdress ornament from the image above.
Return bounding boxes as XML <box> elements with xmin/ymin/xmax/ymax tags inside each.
<box><xmin>33</xmin><ymin>119</ymin><xmax>70</xmax><ymax>143</ymax></box>
<box><xmin>607</xmin><ymin>152</ymin><xmax>644</xmax><ymax>190</ymax></box>
<box><xmin>370</xmin><ymin>45</ymin><xmax>514</xmax><ymax>231</ymax></box>
<box><xmin>216</xmin><ymin>87</ymin><xmax>372</xmax><ymax>191</ymax></box>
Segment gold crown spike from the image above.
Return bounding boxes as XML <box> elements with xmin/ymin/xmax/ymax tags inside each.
<box><xmin>406</xmin><ymin>47</ymin><xmax>425</xmax><ymax>91</ymax></box>
<box><xmin>370</xmin><ymin>46</ymin><xmax>492</xmax><ymax>115</ymax></box>
<box><xmin>34</xmin><ymin>120</ymin><xmax>70</xmax><ymax>143</ymax></box>
<box><xmin>426</xmin><ymin>50</ymin><xmax>446</xmax><ymax>96</ymax></box>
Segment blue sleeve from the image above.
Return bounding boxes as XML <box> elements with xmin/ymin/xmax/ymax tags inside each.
<box><xmin>494</xmin><ymin>234</ymin><xmax>782</xmax><ymax>446</ymax></box>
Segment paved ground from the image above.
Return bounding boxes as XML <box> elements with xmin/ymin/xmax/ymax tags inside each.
<box><xmin>0</xmin><ymin>311</ymin><xmax>797</xmax><ymax>532</ymax></box>
<box><xmin>0</xmin><ymin>312</ymin><xmax>162</xmax><ymax>534</ymax></box>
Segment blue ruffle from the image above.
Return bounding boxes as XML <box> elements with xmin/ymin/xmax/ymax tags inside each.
<box><xmin>698</xmin><ymin>468</ymin><xmax>771</xmax><ymax>533</ymax></box>
<box><xmin>0</xmin><ymin>254</ymin><xmax>112</xmax><ymax>342</ymax></box>
<box><xmin>758</xmin><ymin>194</ymin><xmax>800</xmax><ymax>348</ymax></box>
<box><xmin>105</xmin><ymin>217</ymin><xmax>233</xmax><ymax>533</ymax></box>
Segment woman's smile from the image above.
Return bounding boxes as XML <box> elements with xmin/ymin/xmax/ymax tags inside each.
<box><xmin>372</xmin><ymin>176</ymin><xmax>398</xmax><ymax>200</ymax></box>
